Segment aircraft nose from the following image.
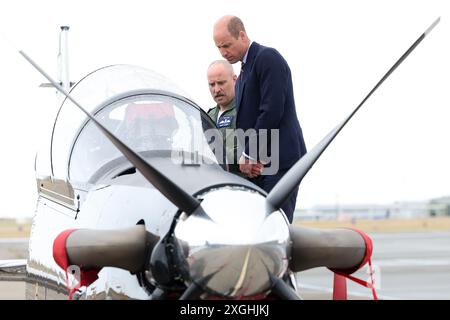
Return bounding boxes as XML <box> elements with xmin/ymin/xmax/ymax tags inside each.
<box><xmin>174</xmin><ymin>187</ymin><xmax>290</xmax><ymax>298</ymax></box>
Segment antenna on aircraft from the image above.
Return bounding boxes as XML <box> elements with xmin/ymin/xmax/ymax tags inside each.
<box><xmin>39</xmin><ymin>25</ymin><xmax>74</xmax><ymax>98</ymax></box>
<box><xmin>58</xmin><ymin>26</ymin><xmax>71</xmax><ymax>92</ymax></box>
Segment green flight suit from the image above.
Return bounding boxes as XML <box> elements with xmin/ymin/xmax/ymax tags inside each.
<box><xmin>207</xmin><ymin>99</ymin><xmax>243</xmax><ymax>176</ymax></box>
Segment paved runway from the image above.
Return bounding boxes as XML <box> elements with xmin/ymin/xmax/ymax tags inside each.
<box><xmin>1</xmin><ymin>232</ymin><xmax>450</xmax><ymax>299</ymax></box>
<box><xmin>297</xmin><ymin>231</ymin><xmax>450</xmax><ymax>300</ymax></box>
<box><xmin>0</xmin><ymin>238</ymin><xmax>28</xmax><ymax>260</ymax></box>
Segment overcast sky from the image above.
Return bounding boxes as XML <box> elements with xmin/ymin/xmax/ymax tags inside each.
<box><xmin>0</xmin><ymin>0</ymin><xmax>448</xmax><ymax>218</ymax></box>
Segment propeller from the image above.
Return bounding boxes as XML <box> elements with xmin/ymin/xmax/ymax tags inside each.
<box><xmin>288</xmin><ymin>226</ymin><xmax>367</xmax><ymax>273</ymax></box>
<box><xmin>266</xmin><ymin>17</ymin><xmax>440</xmax><ymax>212</ymax></box>
<box><xmin>55</xmin><ymin>225</ymin><xmax>159</xmax><ymax>274</ymax></box>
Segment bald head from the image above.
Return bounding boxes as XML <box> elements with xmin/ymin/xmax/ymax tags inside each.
<box><xmin>213</xmin><ymin>15</ymin><xmax>250</xmax><ymax>64</ymax></box>
<box><xmin>207</xmin><ymin>60</ymin><xmax>237</xmax><ymax>110</ymax></box>
<box><xmin>208</xmin><ymin>60</ymin><xmax>234</xmax><ymax>76</ymax></box>
<box><xmin>214</xmin><ymin>15</ymin><xmax>246</xmax><ymax>39</ymax></box>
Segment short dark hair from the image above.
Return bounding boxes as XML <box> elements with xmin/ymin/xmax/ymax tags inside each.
<box><xmin>227</xmin><ymin>16</ymin><xmax>246</xmax><ymax>39</ymax></box>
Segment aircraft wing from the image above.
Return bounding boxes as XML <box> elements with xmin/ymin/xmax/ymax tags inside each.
<box><xmin>0</xmin><ymin>259</ymin><xmax>27</xmax><ymax>281</ymax></box>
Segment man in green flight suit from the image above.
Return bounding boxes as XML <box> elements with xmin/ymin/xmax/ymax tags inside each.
<box><xmin>206</xmin><ymin>60</ymin><xmax>242</xmax><ymax>176</ymax></box>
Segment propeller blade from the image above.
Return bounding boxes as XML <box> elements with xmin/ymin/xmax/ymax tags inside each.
<box><xmin>54</xmin><ymin>225</ymin><xmax>159</xmax><ymax>273</ymax></box>
<box><xmin>266</xmin><ymin>17</ymin><xmax>440</xmax><ymax>210</ymax></box>
<box><xmin>178</xmin><ymin>281</ymin><xmax>204</xmax><ymax>300</ymax></box>
<box><xmin>19</xmin><ymin>50</ymin><xmax>202</xmax><ymax>216</ymax></box>
<box><xmin>289</xmin><ymin>226</ymin><xmax>367</xmax><ymax>273</ymax></box>
<box><xmin>269</xmin><ymin>274</ymin><xmax>302</xmax><ymax>300</ymax></box>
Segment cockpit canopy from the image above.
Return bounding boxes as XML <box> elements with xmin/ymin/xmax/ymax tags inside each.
<box><xmin>37</xmin><ymin>65</ymin><xmax>219</xmax><ymax>185</ymax></box>
<box><xmin>69</xmin><ymin>92</ymin><xmax>218</xmax><ymax>184</ymax></box>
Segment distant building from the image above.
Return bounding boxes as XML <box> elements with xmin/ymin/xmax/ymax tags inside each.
<box><xmin>295</xmin><ymin>200</ymin><xmax>429</xmax><ymax>221</ymax></box>
<box><xmin>428</xmin><ymin>196</ymin><xmax>450</xmax><ymax>217</ymax></box>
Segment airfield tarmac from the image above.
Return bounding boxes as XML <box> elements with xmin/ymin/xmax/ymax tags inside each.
<box><xmin>296</xmin><ymin>231</ymin><xmax>450</xmax><ymax>299</ymax></box>
<box><xmin>1</xmin><ymin>219</ymin><xmax>450</xmax><ymax>300</ymax></box>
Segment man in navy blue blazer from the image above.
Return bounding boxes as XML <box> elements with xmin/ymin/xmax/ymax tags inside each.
<box><xmin>213</xmin><ymin>15</ymin><xmax>307</xmax><ymax>223</ymax></box>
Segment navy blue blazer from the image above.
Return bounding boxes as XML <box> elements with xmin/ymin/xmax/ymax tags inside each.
<box><xmin>235</xmin><ymin>42</ymin><xmax>307</xmax><ymax>171</ymax></box>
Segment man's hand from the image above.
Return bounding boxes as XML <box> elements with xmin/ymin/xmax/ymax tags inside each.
<box><xmin>238</xmin><ymin>155</ymin><xmax>263</xmax><ymax>178</ymax></box>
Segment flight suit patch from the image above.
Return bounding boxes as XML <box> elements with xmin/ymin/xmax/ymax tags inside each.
<box><xmin>217</xmin><ymin>115</ymin><xmax>234</xmax><ymax>128</ymax></box>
